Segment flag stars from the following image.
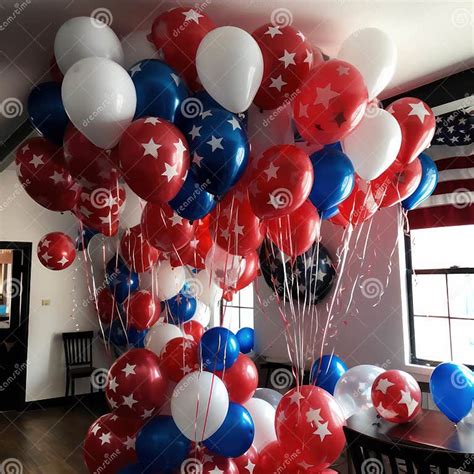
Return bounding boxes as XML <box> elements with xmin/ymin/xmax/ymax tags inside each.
<box><xmin>141</xmin><ymin>408</ymin><xmax>154</xmax><ymax>420</ymax></box>
<box><xmin>375</xmin><ymin>377</ymin><xmax>395</xmax><ymax>394</ymax></box>
<box><xmin>29</xmin><ymin>154</ymin><xmax>44</xmax><ymax>168</ymax></box>
<box><xmin>265</xmin><ymin>25</ymin><xmax>282</xmax><ymax>38</ymax></box>
<box><xmin>313</xmin><ymin>421</ymin><xmax>332</xmax><ymax>441</ymax></box>
<box><xmin>188</xmin><ymin>125</ymin><xmax>202</xmax><ymax>140</ymax></box>
<box><xmin>207</xmin><ymin>135</ymin><xmax>224</xmax><ymax>152</ymax></box>
<box><xmin>193</xmin><ymin>152</ymin><xmax>204</xmax><ymax>167</ymax></box>
<box><xmin>304</xmin><ymin>49</ymin><xmax>313</xmax><ymax>66</ymax></box>
<box><xmin>264</xmin><ymin>163</ymin><xmax>279</xmax><ymax>180</ymax></box>
<box><xmin>227</xmin><ymin>116</ymin><xmax>241</xmax><ymax>130</ymax></box>
<box><xmin>314</xmin><ymin>84</ymin><xmax>339</xmax><ymax>108</ymax></box>
<box><xmin>129</xmin><ymin>63</ymin><xmax>142</xmax><ymax>77</ymax></box>
<box><xmin>174</xmin><ymin>138</ymin><xmax>187</xmax><ymax>157</ymax></box>
<box><xmin>306</xmin><ymin>407</ymin><xmax>323</xmax><ymax>424</ymax></box>
<box><xmin>289</xmin><ymin>391</ymin><xmax>304</xmax><ymax>405</ymax></box>
<box><xmin>169</xmin><ymin>213</ymin><xmax>184</xmax><ymax>226</ymax></box>
<box><xmin>182</xmin><ymin>9</ymin><xmax>203</xmax><ymax>24</ymax></box>
<box><xmin>162</xmin><ymin>162</ymin><xmax>179</xmax><ymax>182</ymax></box>
<box><xmin>279</xmin><ymin>50</ymin><xmax>296</xmax><ymax>68</ymax></box>
<box><xmin>337</xmin><ymin>65</ymin><xmax>350</xmax><ymax>76</ymax></box>
<box><xmin>121</xmin><ymin>363</ymin><xmax>136</xmax><ymax>377</ymax></box>
<box><xmin>408</xmin><ymin>102</ymin><xmax>430</xmax><ymax>123</ymax></box>
<box><xmin>144</xmin><ymin>117</ymin><xmax>160</xmax><ymax>125</ymax></box>
<box><xmin>99</xmin><ymin>432</ymin><xmax>111</xmax><ymax>445</ymax></box>
<box><xmin>170</xmin><ymin>73</ymin><xmax>181</xmax><ymax>86</ymax></box>
<box><xmin>269</xmin><ymin>75</ymin><xmax>287</xmax><ymax>92</ymax></box>
<box><xmin>50</xmin><ymin>171</ymin><xmax>65</xmax><ymax>185</ymax></box>
<box><xmin>123</xmin><ymin>436</ymin><xmax>136</xmax><ymax>450</ymax></box>
<box><xmin>399</xmin><ymin>389</ymin><xmax>418</xmax><ymax>416</ymax></box>
<box><xmin>91</xmin><ymin>424</ymin><xmax>101</xmax><ymax>436</ymax></box>
<box><xmin>142</xmin><ymin>138</ymin><xmax>162</xmax><ymax>159</ymax></box>
<box><xmin>122</xmin><ymin>393</ymin><xmax>138</xmax><ymax>408</ymax></box>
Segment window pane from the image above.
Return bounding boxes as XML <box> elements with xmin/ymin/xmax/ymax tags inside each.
<box><xmin>414</xmin><ymin>316</ymin><xmax>451</xmax><ymax>362</ymax></box>
<box><xmin>412</xmin><ymin>274</ymin><xmax>448</xmax><ymax>316</ymax></box>
<box><xmin>410</xmin><ymin>225</ymin><xmax>474</xmax><ymax>269</ymax></box>
<box><xmin>222</xmin><ymin>307</ymin><xmax>240</xmax><ymax>334</ymax></box>
<box><xmin>451</xmin><ymin>319</ymin><xmax>474</xmax><ymax>365</ymax></box>
<box><xmin>240</xmin><ymin>308</ymin><xmax>254</xmax><ymax>329</ymax></box>
<box><xmin>239</xmin><ymin>283</ymin><xmax>254</xmax><ymax>308</ymax></box>
<box><xmin>448</xmin><ymin>274</ymin><xmax>474</xmax><ymax>318</ymax></box>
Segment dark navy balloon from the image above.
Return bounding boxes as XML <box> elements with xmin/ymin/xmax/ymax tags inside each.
<box><xmin>180</xmin><ymin>107</ymin><xmax>249</xmax><ymax>196</ymax></box>
<box><xmin>311</xmin><ymin>354</ymin><xmax>347</xmax><ymax>395</ymax></box>
<box><xmin>118</xmin><ymin>464</ymin><xmax>146</xmax><ymax>474</ymax></box>
<box><xmin>204</xmin><ymin>402</ymin><xmax>254</xmax><ymax>458</ymax></box>
<box><xmin>402</xmin><ymin>153</ymin><xmax>438</xmax><ymax>210</ymax></box>
<box><xmin>200</xmin><ymin>327</ymin><xmax>240</xmax><ymax>371</ymax></box>
<box><xmin>136</xmin><ymin>416</ymin><xmax>190</xmax><ymax>472</ymax></box>
<box><xmin>27</xmin><ymin>81</ymin><xmax>69</xmax><ymax>145</ymax></box>
<box><xmin>169</xmin><ymin>170</ymin><xmax>217</xmax><ymax>220</ymax></box>
<box><xmin>236</xmin><ymin>327</ymin><xmax>254</xmax><ymax>354</ymax></box>
<box><xmin>129</xmin><ymin>60</ymin><xmax>189</xmax><ymax>121</ymax></box>
<box><xmin>75</xmin><ymin>226</ymin><xmax>98</xmax><ymax>251</ymax></box>
<box><xmin>106</xmin><ymin>256</ymin><xmax>139</xmax><ymax>304</ymax></box>
<box><xmin>430</xmin><ymin>362</ymin><xmax>474</xmax><ymax>423</ymax></box>
<box><xmin>309</xmin><ymin>146</ymin><xmax>355</xmax><ymax>211</ymax></box>
<box><xmin>166</xmin><ymin>292</ymin><xmax>197</xmax><ymax>324</ymax></box>
<box><xmin>320</xmin><ymin>206</ymin><xmax>339</xmax><ymax>220</ymax></box>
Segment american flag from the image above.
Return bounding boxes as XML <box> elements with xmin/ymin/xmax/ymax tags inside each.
<box><xmin>409</xmin><ymin>107</ymin><xmax>474</xmax><ymax>229</ymax></box>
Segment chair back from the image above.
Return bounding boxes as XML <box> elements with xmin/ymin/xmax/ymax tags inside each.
<box><xmin>62</xmin><ymin>331</ymin><xmax>94</xmax><ymax>368</ymax></box>
<box><xmin>344</xmin><ymin>426</ymin><xmax>473</xmax><ymax>474</ymax></box>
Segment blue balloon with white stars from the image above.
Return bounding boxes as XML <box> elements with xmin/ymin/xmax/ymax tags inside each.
<box><xmin>168</xmin><ymin>170</ymin><xmax>217</xmax><ymax>220</ymax></box>
<box><xmin>106</xmin><ymin>320</ymin><xmax>148</xmax><ymax>348</ymax></box>
<box><xmin>236</xmin><ymin>327</ymin><xmax>254</xmax><ymax>354</ymax></box>
<box><xmin>166</xmin><ymin>292</ymin><xmax>197</xmax><ymax>324</ymax></box>
<box><xmin>180</xmin><ymin>107</ymin><xmax>250</xmax><ymax>196</ymax></box>
<box><xmin>402</xmin><ymin>153</ymin><xmax>438</xmax><ymax>210</ymax></box>
<box><xmin>259</xmin><ymin>239</ymin><xmax>336</xmax><ymax>304</ymax></box>
<box><xmin>27</xmin><ymin>81</ymin><xmax>69</xmax><ymax>145</ymax></box>
<box><xmin>311</xmin><ymin>354</ymin><xmax>348</xmax><ymax>395</ymax></box>
<box><xmin>200</xmin><ymin>327</ymin><xmax>240</xmax><ymax>371</ymax></box>
<box><xmin>129</xmin><ymin>60</ymin><xmax>189</xmax><ymax>122</ymax></box>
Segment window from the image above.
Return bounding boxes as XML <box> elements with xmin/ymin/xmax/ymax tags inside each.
<box><xmin>406</xmin><ymin>225</ymin><xmax>474</xmax><ymax>367</ymax></box>
<box><xmin>0</xmin><ymin>249</ymin><xmax>14</xmax><ymax>329</ymax></box>
<box><xmin>221</xmin><ymin>283</ymin><xmax>254</xmax><ymax>334</ymax></box>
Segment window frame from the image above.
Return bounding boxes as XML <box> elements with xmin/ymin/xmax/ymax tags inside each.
<box><xmin>220</xmin><ymin>284</ymin><xmax>255</xmax><ymax>331</ymax></box>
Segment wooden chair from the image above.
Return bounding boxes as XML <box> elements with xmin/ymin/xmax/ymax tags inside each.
<box><xmin>62</xmin><ymin>331</ymin><xmax>96</xmax><ymax>397</ymax></box>
<box><xmin>344</xmin><ymin>424</ymin><xmax>474</xmax><ymax>473</ymax></box>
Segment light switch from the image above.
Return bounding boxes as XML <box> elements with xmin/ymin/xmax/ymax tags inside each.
<box><xmin>41</xmin><ymin>299</ymin><xmax>50</xmax><ymax>306</ymax></box>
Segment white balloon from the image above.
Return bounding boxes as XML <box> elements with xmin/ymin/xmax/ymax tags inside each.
<box><xmin>146</xmin><ymin>323</ymin><xmax>182</xmax><ymax>356</ymax></box>
<box><xmin>62</xmin><ymin>57</ymin><xmax>136</xmax><ymax>149</ymax></box>
<box><xmin>119</xmin><ymin>183</ymin><xmax>145</xmax><ymax>229</ymax></box>
<box><xmin>121</xmin><ymin>30</ymin><xmax>162</xmax><ymax>69</ymax></box>
<box><xmin>171</xmin><ymin>371</ymin><xmax>229</xmax><ymax>442</ymax></box>
<box><xmin>337</xmin><ymin>28</ymin><xmax>397</xmax><ymax>100</ymax></box>
<box><xmin>192</xmin><ymin>270</ymin><xmax>223</xmax><ymax>306</ymax></box>
<box><xmin>334</xmin><ymin>364</ymin><xmax>385</xmax><ymax>420</ymax></box>
<box><xmin>205</xmin><ymin>243</ymin><xmax>245</xmax><ymax>290</ymax></box>
<box><xmin>156</xmin><ymin>261</ymin><xmax>185</xmax><ymax>300</ymax></box>
<box><xmin>243</xmin><ymin>398</ymin><xmax>277</xmax><ymax>451</ymax></box>
<box><xmin>86</xmin><ymin>233</ymin><xmax>117</xmax><ymax>276</ymax></box>
<box><xmin>54</xmin><ymin>16</ymin><xmax>124</xmax><ymax>74</ymax></box>
<box><xmin>196</xmin><ymin>27</ymin><xmax>263</xmax><ymax>113</ymax></box>
<box><xmin>342</xmin><ymin>108</ymin><xmax>401</xmax><ymax>180</ymax></box>
<box><xmin>190</xmin><ymin>301</ymin><xmax>211</xmax><ymax>328</ymax></box>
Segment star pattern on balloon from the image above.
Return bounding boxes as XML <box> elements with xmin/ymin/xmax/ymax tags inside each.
<box><xmin>37</xmin><ymin>232</ymin><xmax>76</xmax><ymax>271</ymax></box>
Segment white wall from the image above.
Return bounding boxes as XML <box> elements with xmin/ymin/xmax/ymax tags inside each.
<box><xmin>0</xmin><ymin>164</ymin><xmax>110</xmax><ymax>402</ymax></box>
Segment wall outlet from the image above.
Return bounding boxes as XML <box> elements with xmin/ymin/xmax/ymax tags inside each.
<box><xmin>41</xmin><ymin>299</ymin><xmax>50</xmax><ymax>306</ymax></box>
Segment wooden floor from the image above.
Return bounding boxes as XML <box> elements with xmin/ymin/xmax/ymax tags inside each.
<box><xmin>0</xmin><ymin>397</ymin><xmax>107</xmax><ymax>473</ymax></box>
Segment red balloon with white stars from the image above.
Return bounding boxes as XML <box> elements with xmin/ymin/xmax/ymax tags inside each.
<box><xmin>150</xmin><ymin>7</ymin><xmax>216</xmax><ymax>91</ymax></box>
<box><xmin>338</xmin><ymin>177</ymin><xmax>379</xmax><ymax>226</ymax></box>
<box><xmin>16</xmin><ymin>137</ymin><xmax>79</xmax><ymax>212</ymax></box>
<box><xmin>387</xmin><ymin>97</ymin><xmax>435</xmax><ymax>167</ymax></box>
<box><xmin>275</xmin><ymin>385</ymin><xmax>346</xmax><ymax>471</ymax></box>
<box><xmin>293</xmin><ymin>59</ymin><xmax>368</xmax><ymax>146</ymax></box>
<box><xmin>371</xmin><ymin>370</ymin><xmax>422</xmax><ymax>423</ymax></box>
<box><xmin>188</xmin><ymin>447</ymin><xmax>240</xmax><ymax>474</ymax></box>
<box><xmin>83</xmin><ymin>412</ymin><xmax>142</xmax><ymax>474</ymax></box>
<box><xmin>141</xmin><ymin>201</ymin><xmax>197</xmax><ymax>252</ymax></box>
<box><xmin>37</xmin><ymin>232</ymin><xmax>76</xmax><ymax>271</ymax></box>
<box><xmin>233</xmin><ymin>444</ymin><xmax>259</xmax><ymax>474</ymax></box>
<box><xmin>159</xmin><ymin>336</ymin><xmax>200</xmax><ymax>383</ymax></box>
<box><xmin>120</xmin><ymin>225</ymin><xmax>160</xmax><ymax>273</ymax></box>
<box><xmin>105</xmin><ymin>348</ymin><xmax>168</xmax><ymax>419</ymax></box>
<box><xmin>182</xmin><ymin>320</ymin><xmax>205</xmax><ymax>343</ymax></box>
<box><xmin>248</xmin><ymin>145</ymin><xmax>314</xmax><ymax>220</ymax></box>
<box><xmin>118</xmin><ymin>117</ymin><xmax>190</xmax><ymax>203</ymax></box>
<box><xmin>252</xmin><ymin>23</ymin><xmax>313</xmax><ymax>110</ymax></box>
<box><xmin>123</xmin><ymin>290</ymin><xmax>161</xmax><ymax>331</ymax></box>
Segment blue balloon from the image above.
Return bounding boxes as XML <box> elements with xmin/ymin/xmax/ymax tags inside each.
<box><xmin>136</xmin><ymin>416</ymin><xmax>190</xmax><ymax>472</ymax></box>
<box><xmin>311</xmin><ymin>355</ymin><xmax>347</xmax><ymax>395</ymax></box>
<box><xmin>75</xmin><ymin>227</ymin><xmax>98</xmax><ymax>251</ymax></box>
<box><xmin>106</xmin><ymin>320</ymin><xmax>128</xmax><ymax>346</ymax></box>
<box><xmin>320</xmin><ymin>206</ymin><xmax>339</xmax><ymax>220</ymax></box>
<box><xmin>204</xmin><ymin>402</ymin><xmax>254</xmax><ymax>458</ymax></box>
<box><xmin>106</xmin><ymin>256</ymin><xmax>139</xmax><ymax>304</ymax></box>
<box><xmin>200</xmin><ymin>327</ymin><xmax>240</xmax><ymax>371</ymax></box>
<box><xmin>169</xmin><ymin>170</ymin><xmax>217</xmax><ymax>220</ymax></box>
<box><xmin>130</xmin><ymin>60</ymin><xmax>189</xmax><ymax>121</ymax></box>
<box><xmin>236</xmin><ymin>327</ymin><xmax>254</xmax><ymax>354</ymax></box>
<box><xmin>430</xmin><ymin>362</ymin><xmax>474</xmax><ymax>423</ymax></box>
<box><xmin>166</xmin><ymin>292</ymin><xmax>197</xmax><ymax>324</ymax></box>
<box><xmin>118</xmin><ymin>463</ymin><xmax>146</xmax><ymax>474</ymax></box>
<box><xmin>27</xmin><ymin>81</ymin><xmax>69</xmax><ymax>145</ymax></box>
<box><xmin>402</xmin><ymin>153</ymin><xmax>438</xmax><ymax>210</ymax></box>
<box><xmin>309</xmin><ymin>146</ymin><xmax>355</xmax><ymax>211</ymax></box>
<box><xmin>180</xmin><ymin>107</ymin><xmax>249</xmax><ymax>196</ymax></box>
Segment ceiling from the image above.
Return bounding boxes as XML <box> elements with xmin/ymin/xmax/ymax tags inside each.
<box><xmin>0</xmin><ymin>0</ymin><xmax>472</xmax><ymax>146</ymax></box>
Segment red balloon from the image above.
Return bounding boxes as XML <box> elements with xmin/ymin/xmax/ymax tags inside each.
<box><xmin>248</xmin><ymin>145</ymin><xmax>313</xmax><ymax>220</ymax></box>
<box><xmin>118</xmin><ymin>118</ymin><xmax>190</xmax><ymax>204</ymax></box>
<box><xmin>233</xmin><ymin>444</ymin><xmax>259</xmax><ymax>474</ymax></box>
<box><xmin>74</xmin><ymin>183</ymin><xmax>125</xmax><ymax>236</ymax></box>
<box><xmin>252</xmin><ymin>24</ymin><xmax>313</xmax><ymax>110</ymax></box>
<box><xmin>216</xmin><ymin>354</ymin><xmax>258</xmax><ymax>404</ymax></box>
<box><xmin>293</xmin><ymin>59</ymin><xmax>368</xmax><ymax>145</ymax></box>
<box><xmin>141</xmin><ymin>201</ymin><xmax>197</xmax><ymax>252</ymax></box>
<box><xmin>123</xmin><ymin>290</ymin><xmax>161</xmax><ymax>331</ymax></box>
<box><xmin>105</xmin><ymin>348</ymin><xmax>168</xmax><ymax>418</ymax></box>
<box><xmin>182</xmin><ymin>320</ymin><xmax>205</xmax><ymax>343</ymax></box>
<box><xmin>150</xmin><ymin>7</ymin><xmax>216</xmax><ymax>91</ymax></box>
<box><xmin>234</xmin><ymin>250</ymin><xmax>259</xmax><ymax>292</ymax></box>
<box><xmin>63</xmin><ymin>124</ymin><xmax>119</xmax><ymax>188</ymax></box>
<box><xmin>387</xmin><ymin>97</ymin><xmax>435</xmax><ymax>166</ymax></box>
<box><xmin>372</xmin><ymin>158</ymin><xmax>423</xmax><ymax>208</ymax></box>
<box><xmin>275</xmin><ymin>385</ymin><xmax>346</xmax><ymax>470</ymax></box>
<box><xmin>371</xmin><ymin>370</ymin><xmax>422</xmax><ymax>423</ymax></box>
<box><xmin>266</xmin><ymin>200</ymin><xmax>320</xmax><ymax>257</ymax></box>
<box><xmin>338</xmin><ymin>177</ymin><xmax>378</xmax><ymax>226</ymax></box>
<box><xmin>120</xmin><ymin>225</ymin><xmax>160</xmax><ymax>273</ymax></box>
<box><xmin>83</xmin><ymin>413</ymin><xmax>142</xmax><ymax>474</ymax></box>
<box><xmin>96</xmin><ymin>287</ymin><xmax>120</xmax><ymax>324</ymax></box>
<box><xmin>210</xmin><ymin>186</ymin><xmax>266</xmax><ymax>256</ymax></box>
<box><xmin>329</xmin><ymin>211</ymin><xmax>349</xmax><ymax>228</ymax></box>
<box><xmin>37</xmin><ymin>232</ymin><xmax>76</xmax><ymax>271</ymax></box>
<box><xmin>16</xmin><ymin>138</ymin><xmax>79</xmax><ymax>211</ymax></box>
<box><xmin>159</xmin><ymin>336</ymin><xmax>199</xmax><ymax>383</ymax></box>
<box><xmin>255</xmin><ymin>441</ymin><xmax>298</xmax><ymax>474</ymax></box>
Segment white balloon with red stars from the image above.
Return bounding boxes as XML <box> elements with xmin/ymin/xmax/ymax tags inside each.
<box><xmin>37</xmin><ymin>232</ymin><xmax>76</xmax><ymax>271</ymax></box>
